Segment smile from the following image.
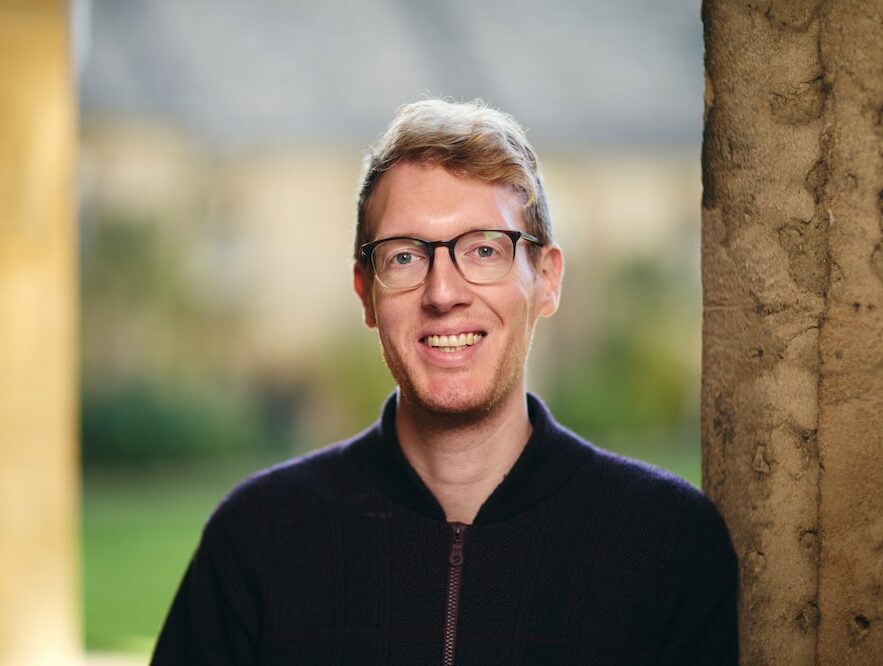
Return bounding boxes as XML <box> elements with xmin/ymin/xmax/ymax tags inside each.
<box><xmin>421</xmin><ymin>332</ymin><xmax>484</xmax><ymax>353</ymax></box>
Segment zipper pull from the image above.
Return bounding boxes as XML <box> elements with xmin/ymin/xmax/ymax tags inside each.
<box><xmin>449</xmin><ymin>522</ymin><xmax>467</xmax><ymax>566</ymax></box>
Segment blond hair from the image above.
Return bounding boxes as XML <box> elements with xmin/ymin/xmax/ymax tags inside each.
<box><xmin>355</xmin><ymin>99</ymin><xmax>551</xmax><ymax>262</ymax></box>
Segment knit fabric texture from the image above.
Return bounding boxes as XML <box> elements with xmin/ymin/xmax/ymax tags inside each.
<box><xmin>152</xmin><ymin>393</ymin><xmax>738</xmax><ymax>665</ymax></box>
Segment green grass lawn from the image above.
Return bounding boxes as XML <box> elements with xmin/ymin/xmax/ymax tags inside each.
<box><xmin>82</xmin><ymin>439</ymin><xmax>700</xmax><ymax>655</ymax></box>
<box><xmin>82</xmin><ymin>456</ymin><xmax>279</xmax><ymax>653</ymax></box>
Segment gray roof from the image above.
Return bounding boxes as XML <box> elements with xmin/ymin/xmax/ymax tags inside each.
<box><xmin>78</xmin><ymin>0</ymin><xmax>703</xmax><ymax>152</ymax></box>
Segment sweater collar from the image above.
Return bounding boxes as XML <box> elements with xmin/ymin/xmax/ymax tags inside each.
<box><xmin>346</xmin><ymin>392</ymin><xmax>592</xmax><ymax>525</ymax></box>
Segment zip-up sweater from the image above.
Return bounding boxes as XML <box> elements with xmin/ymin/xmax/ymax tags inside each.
<box><xmin>152</xmin><ymin>393</ymin><xmax>738</xmax><ymax>665</ymax></box>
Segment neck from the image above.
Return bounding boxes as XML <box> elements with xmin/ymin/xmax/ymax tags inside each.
<box><xmin>395</xmin><ymin>385</ymin><xmax>533</xmax><ymax>524</ymax></box>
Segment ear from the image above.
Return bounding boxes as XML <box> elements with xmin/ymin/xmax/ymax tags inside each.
<box><xmin>353</xmin><ymin>263</ymin><xmax>377</xmax><ymax>328</ymax></box>
<box><xmin>535</xmin><ymin>244</ymin><xmax>564</xmax><ymax>318</ymax></box>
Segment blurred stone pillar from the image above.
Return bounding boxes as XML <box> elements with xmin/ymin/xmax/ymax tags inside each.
<box><xmin>702</xmin><ymin>0</ymin><xmax>883</xmax><ymax>663</ymax></box>
<box><xmin>0</xmin><ymin>1</ymin><xmax>79</xmax><ymax>664</ymax></box>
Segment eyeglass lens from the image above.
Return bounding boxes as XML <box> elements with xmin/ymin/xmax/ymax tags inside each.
<box><xmin>372</xmin><ymin>230</ymin><xmax>516</xmax><ymax>289</ymax></box>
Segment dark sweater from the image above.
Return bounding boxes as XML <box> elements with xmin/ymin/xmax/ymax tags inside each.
<box><xmin>152</xmin><ymin>394</ymin><xmax>738</xmax><ymax>665</ymax></box>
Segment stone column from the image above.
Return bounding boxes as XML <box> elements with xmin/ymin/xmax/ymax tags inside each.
<box><xmin>0</xmin><ymin>1</ymin><xmax>79</xmax><ymax>664</ymax></box>
<box><xmin>702</xmin><ymin>0</ymin><xmax>883</xmax><ymax>663</ymax></box>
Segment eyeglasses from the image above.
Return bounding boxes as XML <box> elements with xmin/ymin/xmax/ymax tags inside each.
<box><xmin>360</xmin><ymin>228</ymin><xmax>543</xmax><ymax>290</ymax></box>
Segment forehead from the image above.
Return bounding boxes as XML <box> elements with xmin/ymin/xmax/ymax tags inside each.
<box><xmin>367</xmin><ymin>162</ymin><xmax>524</xmax><ymax>240</ymax></box>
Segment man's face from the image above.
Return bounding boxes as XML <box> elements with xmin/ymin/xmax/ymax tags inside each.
<box><xmin>354</xmin><ymin>162</ymin><xmax>563</xmax><ymax>418</ymax></box>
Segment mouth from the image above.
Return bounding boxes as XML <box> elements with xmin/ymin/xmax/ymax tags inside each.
<box><xmin>420</xmin><ymin>331</ymin><xmax>485</xmax><ymax>353</ymax></box>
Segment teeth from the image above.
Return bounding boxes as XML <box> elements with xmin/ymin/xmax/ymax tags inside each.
<box><xmin>425</xmin><ymin>332</ymin><xmax>483</xmax><ymax>349</ymax></box>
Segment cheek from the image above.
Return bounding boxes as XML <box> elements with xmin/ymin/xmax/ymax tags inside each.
<box><xmin>504</xmin><ymin>275</ymin><xmax>541</xmax><ymax>321</ymax></box>
<box><xmin>373</xmin><ymin>297</ymin><xmax>415</xmax><ymax>342</ymax></box>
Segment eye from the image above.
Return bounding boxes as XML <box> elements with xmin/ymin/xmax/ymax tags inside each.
<box><xmin>464</xmin><ymin>243</ymin><xmax>505</xmax><ymax>262</ymax></box>
<box><xmin>383</xmin><ymin>249</ymin><xmax>426</xmax><ymax>269</ymax></box>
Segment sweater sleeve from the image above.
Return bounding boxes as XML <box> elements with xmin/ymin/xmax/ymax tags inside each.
<box><xmin>151</xmin><ymin>491</ymin><xmax>263</xmax><ymax>665</ymax></box>
<box><xmin>657</xmin><ymin>494</ymin><xmax>739</xmax><ymax>666</ymax></box>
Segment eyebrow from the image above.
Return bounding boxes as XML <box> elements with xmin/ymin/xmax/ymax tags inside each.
<box><xmin>371</xmin><ymin>227</ymin><xmax>501</xmax><ymax>243</ymax></box>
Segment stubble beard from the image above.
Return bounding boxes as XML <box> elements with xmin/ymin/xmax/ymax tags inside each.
<box><xmin>377</xmin><ymin>328</ymin><xmax>534</xmax><ymax>428</ymax></box>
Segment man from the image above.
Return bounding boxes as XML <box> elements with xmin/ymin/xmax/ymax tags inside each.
<box><xmin>152</xmin><ymin>99</ymin><xmax>738</xmax><ymax>664</ymax></box>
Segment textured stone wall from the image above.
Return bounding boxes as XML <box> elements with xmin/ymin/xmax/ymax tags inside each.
<box><xmin>0</xmin><ymin>1</ymin><xmax>79</xmax><ymax>664</ymax></box>
<box><xmin>702</xmin><ymin>1</ymin><xmax>883</xmax><ymax>663</ymax></box>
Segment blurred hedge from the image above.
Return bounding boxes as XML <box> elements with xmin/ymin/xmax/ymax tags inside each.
<box><xmin>81</xmin><ymin>382</ymin><xmax>278</xmax><ymax>464</ymax></box>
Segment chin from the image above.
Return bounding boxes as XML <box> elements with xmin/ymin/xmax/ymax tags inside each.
<box><xmin>412</xmin><ymin>385</ymin><xmax>491</xmax><ymax>417</ymax></box>
<box><xmin>380</xmin><ymin>342</ymin><xmax>523</xmax><ymax>421</ymax></box>
<box><xmin>403</xmin><ymin>373</ymin><xmax>520</xmax><ymax>423</ymax></box>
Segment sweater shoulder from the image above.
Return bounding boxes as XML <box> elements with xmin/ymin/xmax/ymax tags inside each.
<box><xmin>554</xmin><ymin>432</ymin><xmax>737</xmax><ymax>599</ymax></box>
<box><xmin>557</xmin><ymin>426</ymin><xmax>732</xmax><ymax>551</ymax></box>
<box><xmin>205</xmin><ymin>429</ymin><xmax>372</xmax><ymax>533</ymax></box>
<box><xmin>592</xmin><ymin>444</ymin><xmax>706</xmax><ymax>510</ymax></box>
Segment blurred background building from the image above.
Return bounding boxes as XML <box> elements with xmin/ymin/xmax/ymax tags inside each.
<box><xmin>76</xmin><ymin>0</ymin><xmax>705</xmax><ymax>658</ymax></box>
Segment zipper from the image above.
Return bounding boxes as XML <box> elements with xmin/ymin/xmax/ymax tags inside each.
<box><xmin>442</xmin><ymin>522</ymin><xmax>468</xmax><ymax>666</ymax></box>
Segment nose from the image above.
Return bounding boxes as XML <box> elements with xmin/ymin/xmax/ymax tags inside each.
<box><xmin>421</xmin><ymin>247</ymin><xmax>472</xmax><ymax>313</ymax></box>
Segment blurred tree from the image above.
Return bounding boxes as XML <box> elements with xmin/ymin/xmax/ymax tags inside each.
<box><xmin>546</xmin><ymin>252</ymin><xmax>699</xmax><ymax>445</ymax></box>
<box><xmin>81</xmin><ymin>381</ymin><xmax>273</xmax><ymax>464</ymax></box>
<box><xmin>80</xmin><ymin>211</ymin><xmax>278</xmax><ymax>463</ymax></box>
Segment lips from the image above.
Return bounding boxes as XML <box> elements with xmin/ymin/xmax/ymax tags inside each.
<box><xmin>420</xmin><ymin>331</ymin><xmax>485</xmax><ymax>353</ymax></box>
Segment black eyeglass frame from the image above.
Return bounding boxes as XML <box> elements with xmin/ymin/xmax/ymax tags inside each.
<box><xmin>359</xmin><ymin>228</ymin><xmax>544</xmax><ymax>290</ymax></box>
